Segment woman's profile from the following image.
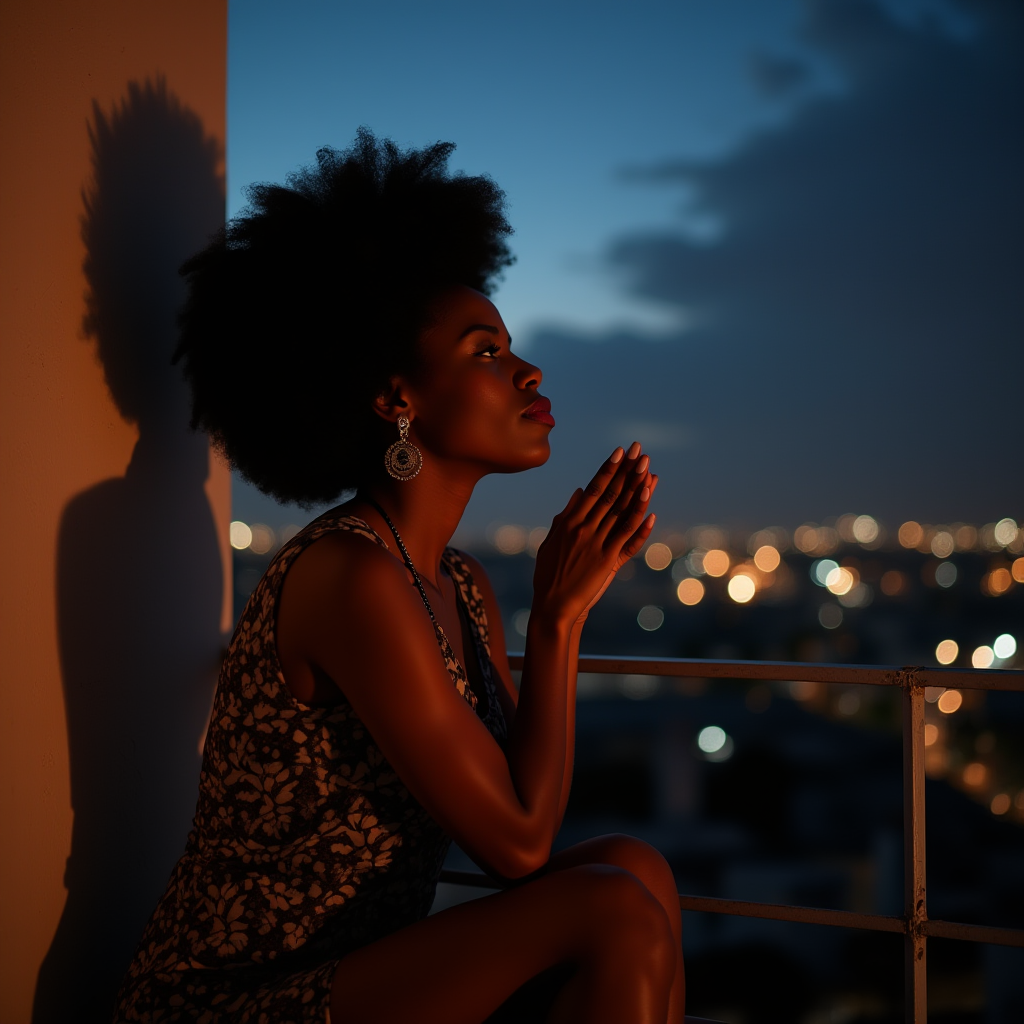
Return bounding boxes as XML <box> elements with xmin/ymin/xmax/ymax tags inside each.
<box><xmin>116</xmin><ymin>129</ymin><xmax>684</xmax><ymax>1023</ymax></box>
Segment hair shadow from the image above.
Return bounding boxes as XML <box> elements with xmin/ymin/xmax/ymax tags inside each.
<box><xmin>32</xmin><ymin>78</ymin><xmax>226</xmax><ymax>1023</ymax></box>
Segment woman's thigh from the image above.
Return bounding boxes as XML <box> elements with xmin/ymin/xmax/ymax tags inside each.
<box><xmin>329</xmin><ymin>862</ymin><xmax>674</xmax><ymax>1024</ymax></box>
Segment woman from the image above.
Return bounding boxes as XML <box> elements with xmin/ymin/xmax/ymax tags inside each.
<box><xmin>117</xmin><ymin>130</ymin><xmax>683</xmax><ymax>1023</ymax></box>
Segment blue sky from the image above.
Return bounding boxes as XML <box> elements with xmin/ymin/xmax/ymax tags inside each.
<box><xmin>228</xmin><ymin>0</ymin><xmax>1021</xmax><ymax>536</ymax></box>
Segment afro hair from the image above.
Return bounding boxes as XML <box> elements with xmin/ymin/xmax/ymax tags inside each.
<box><xmin>174</xmin><ymin>128</ymin><xmax>514</xmax><ymax>505</ymax></box>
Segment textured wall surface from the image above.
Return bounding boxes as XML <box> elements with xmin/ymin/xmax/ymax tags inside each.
<box><xmin>0</xmin><ymin>4</ymin><xmax>229</xmax><ymax>1020</ymax></box>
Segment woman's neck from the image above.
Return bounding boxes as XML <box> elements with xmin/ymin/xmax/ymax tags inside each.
<box><xmin>350</xmin><ymin>464</ymin><xmax>479</xmax><ymax>589</ymax></box>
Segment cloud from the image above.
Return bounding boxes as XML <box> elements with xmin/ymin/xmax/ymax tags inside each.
<box><xmin>471</xmin><ymin>0</ymin><xmax>1023</xmax><ymax>529</ymax></box>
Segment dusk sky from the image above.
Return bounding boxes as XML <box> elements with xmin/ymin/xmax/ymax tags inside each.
<box><xmin>228</xmin><ymin>0</ymin><xmax>1022</xmax><ymax>539</ymax></box>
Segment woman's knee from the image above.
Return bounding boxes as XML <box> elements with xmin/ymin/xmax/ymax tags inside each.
<box><xmin>563</xmin><ymin>864</ymin><xmax>675</xmax><ymax>958</ymax></box>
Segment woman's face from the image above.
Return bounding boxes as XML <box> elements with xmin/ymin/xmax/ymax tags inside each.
<box><xmin>396</xmin><ymin>285</ymin><xmax>553</xmax><ymax>476</ymax></box>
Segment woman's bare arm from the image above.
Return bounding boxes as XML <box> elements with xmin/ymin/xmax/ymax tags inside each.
<box><xmin>278</xmin><ymin>447</ymin><xmax>654</xmax><ymax>880</ymax></box>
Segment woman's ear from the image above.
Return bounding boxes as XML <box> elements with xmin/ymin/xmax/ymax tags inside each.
<box><xmin>371</xmin><ymin>378</ymin><xmax>412</xmax><ymax>424</ymax></box>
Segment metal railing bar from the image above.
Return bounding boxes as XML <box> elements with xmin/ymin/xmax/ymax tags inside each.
<box><xmin>505</xmin><ymin>654</ymin><xmax>1024</xmax><ymax>692</ymax></box>
<box><xmin>438</xmin><ymin>870</ymin><xmax>1024</xmax><ymax>949</ymax></box>
<box><xmin>676</xmin><ymin>894</ymin><xmax>905</xmax><ymax>934</ymax></box>
<box><xmin>903</xmin><ymin>680</ymin><xmax>928</xmax><ymax>1021</ymax></box>
<box><xmin>922</xmin><ymin>919</ymin><xmax>1024</xmax><ymax>948</ymax></box>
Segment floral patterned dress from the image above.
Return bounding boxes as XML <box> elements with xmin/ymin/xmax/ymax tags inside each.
<box><xmin>116</xmin><ymin>512</ymin><xmax>508</xmax><ymax>1022</ymax></box>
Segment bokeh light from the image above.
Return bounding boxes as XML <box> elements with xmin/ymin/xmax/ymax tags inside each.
<box><xmin>512</xmin><ymin>608</ymin><xmax>530</xmax><ymax>637</ymax></box>
<box><xmin>697</xmin><ymin>725</ymin><xmax>735</xmax><ymax>761</ymax></box>
<box><xmin>962</xmin><ymin>762</ymin><xmax>987</xmax><ymax>787</ymax></box>
<box><xmin>229</xmin><ymin>521</ymin><xmax>253</xmax><ymax>550</ymax></box>
<box><xmin>811</xmin><ymin>559</ymin><xmax>839</xmax><ymax>587</ymax></box>
<box><xmin>697</xmin><ymin>725</ymin><xmax>726</xmax><ymax>753</ymax></box>
<box><xmin>644</xmin><ymin>542</ymin><xmax>673</xmax><ymax>570</ymax></box>
<box><xmin>994</xmin><ymin>518</ymin><xmax>1018</xmax><ymax>547</ymax></box>
<box><xmin>935</xmin><ymin>639</ymin><xmax>958</xmax><ymax>665</ymax></box>
<box><xmin>494</xmin><ymin>524</ymin><xmax>528</xmax><ymax>554</ymax></box>
<box><xmin>527</xmin><ymin>526</ymin><xmax>548</xmax><ymax>557</ymax></box>
<box><xmin>818</xmin><ymin>604</ymin><xmax>843</xmax><ymax>629</ymax></box>
<box><xmin>930</xmin><ymin>531</ymin><xmax>954</xmax><ymax>558</ymax></box>
<box><xmin>852</xmin><ymin>515</ymin><xmax>879</xmax><ymax>544</ymax></box>
<box><xmin>972</xmin><ymin>645</ymin><xmax>995</xmax><ymax>669</ymax></box>
<box><xmin>934</xmin><ymin>561</ymin><xmax>957</xmax><ymax>588</ymax></box>
<box><xmin>825</xmin><ymin>566</ymin><xmax>855</xmax><ymax>596</ymax></box>
<box><xmin>1012</xmin><ymin>557</ymin><xmax>1024</xmax><ymax>583</ymax></box>
<box><xmin>703</xmin><ymin>549</ymin><xmax>730</xmax><ymax>577</ymax></box>
<box><xmin>984</xmin><ymin>568</ymin><xmax>1012</xmax><ymax>595</ymax></box>
<box><xmin>937</xmin><ymin>689</ymin><xmax>963</xmax><ymax>713</ymax></box>
<box><xmin>924</xmin><ymin>723</ymin><xmax>939</xmax><ymax>746</ymax></box>
<box><xmin>898</xmin><ymin>521</ymin><xmax>924</xmax><ymax>548</ymax></box>
<box><xmin>676</xmin><ymin>578</ymin><xmax>705</xmax><ymax>606</ymax></box>
<box><xmin>993</xmin><ymin>633</ymin><xmax>1017</xmax><ymax>660</ymax></box>
<box><xmin>837</xmin><ymin>691</ymin><xmax>860</xmax><ymax>715</ymax></box>
<box><xmin>727</xmin><ymin>574</ymin><xmax>756</xmax><ymax>604</ymax></box>
<box><xmin>753</xmin><ymin>544</ymin><xmax>781</xmax><ymax>572</ymax></box>
<box><xmin>249</xmin><ymin>524</ymin><xmax>275</xmax><ymax>555</ymax></box>
<box><xmin>637</xmin><ymin>605</ymin><xmax>665</xmax><ymax>631</ymax></box>
<box><xmin>955</xmin><ymin>524</ymin><xmax>978</xmax><ymax>550</ymax></box>
<box><xmin>991</xmin><ymin>793</ymin><xmax>1011</xmax><ymax>815</ymax></box>
<box><xmin>880</xmin><ymin>570</ymin><xmax>905</xmax><ymax>596</ymax></box>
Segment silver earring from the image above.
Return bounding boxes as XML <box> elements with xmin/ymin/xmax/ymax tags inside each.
<box><xmin>384</xmin><ymin>416</ymin><xmax>423</xmax><ymax>481</ymax></box>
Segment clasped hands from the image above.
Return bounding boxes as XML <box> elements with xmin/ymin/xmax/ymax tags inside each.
<box><xmin>532</xmin><ymin>441</ymin><xmax>658</xmax><ymax>628</ymax></box>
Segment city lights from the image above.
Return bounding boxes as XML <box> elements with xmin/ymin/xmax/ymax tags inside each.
<box><xmin>898</xmin><ymin>521</ymin><xmax>924</xmax><ymax>548</ymax></box>
<box><xmin>644</xmin><ymin>542</ymin><xmax>673</xmax><ymax>570</ymax></box>
<box><xmin>935</xmin><ymin>639</ymin><xmax>958</xmax><ymax>665</ymax></box>
<box><xmin>811</xmin><ymin>559</ymin><xmax>839</xmax><ymax>586</ymax></box>
<box><xmin>934</xmin><ymin>561</ymin><xmax>957</xmax><ymax>588</ymax></box>
<box><xmin>697</xmin><ymin>725</ymin><xmax>726</xmax><ymax>752</ymax></box>
<box><xmin>993</xmin><ymin>517</ymin><xmax>1018</xmax><ymax>547</ymax></box>
<box><xmin>229</xmin><ymin>521</ymin><xmax>253</xmax><ymax>550</ymax></box>
<box><xmin>971</xmin><ymin>645</ymin><xmax>995</xmax><ymax>669</ymax></box>
<box><xmin>637</xmin><ymin>605</ymin><xmax>664</xmax><ymax>631</ymax></box>
<box><xmin>930</xmin><ymin>531</ymin><xmax>954</xmax><ymax>558</ymax></box>
<box><xmin>494</xmin><ymin>524</ymin><xmax>528</xmax><ymax>554</ymax></box>
<box><xmin>753</xmin><ymin>544</ymin><xmax>781</xmax><ymax>572</ymax></box>
<box><xmin>984</xmin><ymin>568</ymin><xmax>1013</xmax><ymax>596</ymax></box>
<box><xmin>249</xmin><ymin>524</ymin><xmax>275</xmax><ymax>555</ymax></box>
<box><xmin>818</xmin><ymin>604</ymin><xmax>843</xmax><ymax>629</ymax></box>
<box><xmin>880</xmin><ymin>570</ymin><xmax>905</xmax><ymax>596</ymax></box>
<box><xmin>852</xmin><ymin>515</ymin><xmax>879</xmax><ymax>544</ymax></box>
<box><xmin>1013</xmin><ymin>557</ymin><xmax>1024</xmax><ymax>583</ymax></box>
<box><xmin>697</xmin><ymin>725</ymin><xmax>734</xmax><ymax>761</ymax></box>
<box><xmin>993</xmin><ymin>633</ymin><xmax>1017</xmax><ymax>660</ymax></box>
<box><xmin>825</xmin><ymin>566</ymin><xmax>855</xmax><ymax>596</ymax></box>
<box><xmin>702</xmin><ymin>549</ymin><xmax>730</xmax><ymax>577</ymax></box>
<box><xmin>727</xmin><ymin>573</ymin><xmax>756</xmax><ymax>604</ymax></box>
<box><xmin>990</xmin><ymin>794</ymin><xmax>1011</xmax><ymax>815</ymax></box>
<box><xmin>676</xmin><ymin>578</ymin><xmax>705</xmax><ymax>606</ymax></box>
<box><xmin>937</xmin><ymin>689</ymin><xmax>963</xmax><ymax>714</ymax></box>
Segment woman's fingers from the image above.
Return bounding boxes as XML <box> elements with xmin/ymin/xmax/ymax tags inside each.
<box><xmin>585</xmin><ymin>450</ymin><xmax>649</xmax><ymax>528</ymax></box>
<box><xmin>575</xmin><ymin>442</ymin><xmax>641</xmax><ymax>522</ymax></box>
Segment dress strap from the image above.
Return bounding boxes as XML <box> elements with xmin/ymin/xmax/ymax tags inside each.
<box><xmin>360</xmin><ymin>495</ymin><xmax>439</xmax><ymax>630</ymax></box>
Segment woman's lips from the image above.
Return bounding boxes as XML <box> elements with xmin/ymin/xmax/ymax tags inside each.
<box><xmin>522</xmin><ymin>396</ymin><xmax>555</xmax><ymax>427</ymax></box>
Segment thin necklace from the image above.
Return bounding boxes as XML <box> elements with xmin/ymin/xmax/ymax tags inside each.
<box><xmin>360</xmin><ymin>494</ymin><xmax>439</xmax><ymax>628</ymax></box>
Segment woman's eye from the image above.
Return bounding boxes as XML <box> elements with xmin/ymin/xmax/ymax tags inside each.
<box><xmin>478</xmin><ymin>344</ymin><xmax>501</xmax><ymax>358</ymax></box>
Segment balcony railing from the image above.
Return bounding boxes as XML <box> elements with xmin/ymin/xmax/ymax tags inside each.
<box><xmin>439</xmin><ymin>655</ymin><xmax>1024</xmax><ymax>1024</ymax></box>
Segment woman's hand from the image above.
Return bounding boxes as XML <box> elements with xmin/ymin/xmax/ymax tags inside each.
<box><xmin>532</xmin><ymin>441</ymin><xmax>658</xmax><ymax>627</ymax></box>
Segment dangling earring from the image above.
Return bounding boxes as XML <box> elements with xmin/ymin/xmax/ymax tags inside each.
<box><xmin>384</xmin><ymin>415</ymin><xmax>423</xmax><ymax>481</ymax></box>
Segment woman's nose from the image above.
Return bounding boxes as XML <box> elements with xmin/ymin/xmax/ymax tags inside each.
<box><xmin>512</xmin><ymin>355</ymin><xmax>542</xmax><ymax>389</ymax></box>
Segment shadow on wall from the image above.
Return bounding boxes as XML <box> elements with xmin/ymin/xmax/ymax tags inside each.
<box><xmin>32</xmin><ymin>78</ymin><xmax>225</xmax><ymax>1024</ymax></box>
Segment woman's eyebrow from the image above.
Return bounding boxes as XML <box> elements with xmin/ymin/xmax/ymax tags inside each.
<box><xmin>458</xmin><ymin>323</ymin><xmax>500</xmax><ymax>339</ymax></box>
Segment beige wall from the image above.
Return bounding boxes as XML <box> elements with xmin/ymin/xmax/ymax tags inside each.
<box><xmin>0</xmin><ymin>4</ymin><xmax>229</xmax><ymax>1020</ymax></box>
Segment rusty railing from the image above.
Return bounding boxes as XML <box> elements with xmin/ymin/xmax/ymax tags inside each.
<box><xmin>439</xmin><ymin>655</ymin><xmax>1024</xmax><ymax>1024</ymax></box>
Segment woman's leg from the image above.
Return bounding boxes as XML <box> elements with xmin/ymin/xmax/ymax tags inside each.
<box><xmin>546</xmin><ymin>835</ymin><xmax>685</xmax><ymax>1024</ymax></box>
<box><xmin>329</xmin><ymin>863</ymin><xmax>675</xmax><ymax>1024</ymax></box>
